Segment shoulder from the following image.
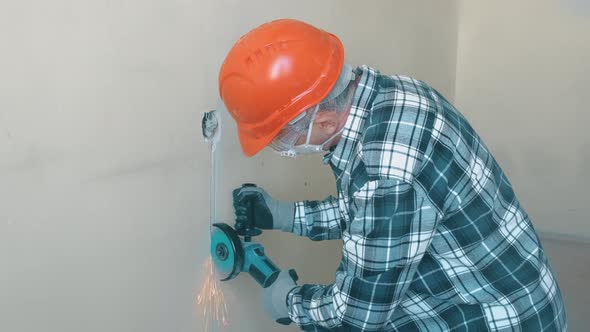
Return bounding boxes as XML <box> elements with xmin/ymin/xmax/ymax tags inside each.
<box><xmin>360</xmin><ymin>75</ymin><xmax>440</xmax><ymax>183</ymax></box>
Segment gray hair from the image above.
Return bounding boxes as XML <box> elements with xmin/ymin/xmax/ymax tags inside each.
<box><xmin>319</xmin><ymin>63</ymin><xmax>357</xmax><ymax>113</ymax></box>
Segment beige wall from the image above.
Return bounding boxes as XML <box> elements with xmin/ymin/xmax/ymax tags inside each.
<box><xmin>0</xmin><ymin>1</ymin><xmax>458</xmax><ymax>331</ymax></box>
<box><xmin>455</xmin><ymin>0</ymin><xmax>590</xmax><ymax>238</ymax></box>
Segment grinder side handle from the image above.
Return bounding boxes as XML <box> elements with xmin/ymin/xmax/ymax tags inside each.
<box><xmin>235</xmin><ymin>183</ymin><xmax>262</xmax><ymax>241</ymax></box>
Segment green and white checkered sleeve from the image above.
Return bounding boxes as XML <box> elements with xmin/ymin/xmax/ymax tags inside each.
<box><xmin>287</xmin><ymin>180</ymin><xmax>440</xmax><ymax>331</ymax></box>
<box><xmin>291</xmin><ymin>196</ymin><xmax>344</xmax><ymax>241</ymax></box>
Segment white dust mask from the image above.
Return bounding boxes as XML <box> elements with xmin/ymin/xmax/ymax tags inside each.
<box><xmin>279</xmin><ymin>105</ymin><xmax>344</xmax><ymax>158</ymax></box>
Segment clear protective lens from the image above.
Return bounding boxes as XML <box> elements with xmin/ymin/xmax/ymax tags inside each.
<box><xmin>269</xmin><ymin>108</ymin><xmax>315</xmax><ymax>152</ymax></box>
<box><xmin>269</xmin><ymin>128</ymin><xmax>302</xmax><ymax>152</ymax></box>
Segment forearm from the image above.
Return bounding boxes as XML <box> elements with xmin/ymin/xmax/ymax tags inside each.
<box><xmin>287</xmin><ymin>268</ymin><xmax>410</xmax><ymax>331</ymax></box>
<box><xmin>286</xmin><ymin>180</ymin><xmax>437</xmax><ymax>330</ymax></box>
<box><xmin>290</xmin><ymin>195</ymin><xmax>344</xmax><ymax>240</ymax></box>
<box><xmin>288</xmin><ymin>284</ymin><xmax>340</xmax><ymax>330</ymax></box>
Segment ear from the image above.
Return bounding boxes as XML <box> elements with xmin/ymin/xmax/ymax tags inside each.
<box><xmin>315</xmin><ymin>110</ymin><xmax>339</xmax><ymax>133</ymax></box>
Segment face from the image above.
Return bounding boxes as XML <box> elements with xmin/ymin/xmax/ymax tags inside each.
<box><xmin>295</xmin><ymin>109</ymin><xmax>345</xmax><ymax>149</ymax></box>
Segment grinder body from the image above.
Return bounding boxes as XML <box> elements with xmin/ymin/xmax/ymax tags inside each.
<box><xmin>242</xmin><ymin>241</ymin><xmax>281</xmax><ymax>287</ymax></box>
<box><xmin>210</xmin><ymin>184</ymin><xmax>282</xmax><ymax>287</ymax></box>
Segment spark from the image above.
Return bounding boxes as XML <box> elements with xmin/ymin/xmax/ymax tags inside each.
<box><xmin>195</xmin><ymin>257</ymin><xmax>229</xmax><ymax>330</ymax></box>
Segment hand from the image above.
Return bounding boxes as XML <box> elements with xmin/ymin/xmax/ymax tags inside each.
<box><xmin>232</xmin><ymin>185</ymin><xmax>295</xmax><ymax>231</ymax></box>
<box><xmin>262</xmin><ymin>269</ymin><xmax>299</xmax><ymax>325</ymax></box>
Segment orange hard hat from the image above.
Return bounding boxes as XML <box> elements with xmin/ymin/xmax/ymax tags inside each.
<box><xmin>218</xmin><ymin>19</ymin><xmax>344</xmax><ymax>156</ymax></box>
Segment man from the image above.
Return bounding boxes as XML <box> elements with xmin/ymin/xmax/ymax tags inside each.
<box><xmin>219</xmin><ymin>19</ymin><xmax>567</xmax><ymax>331</ymax></box>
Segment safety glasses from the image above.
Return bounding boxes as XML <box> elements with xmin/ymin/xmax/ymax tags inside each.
<box><xmin>269</xmin><ymin>105</ymin><xmax>319</xmax><ymax>153</ymax></box>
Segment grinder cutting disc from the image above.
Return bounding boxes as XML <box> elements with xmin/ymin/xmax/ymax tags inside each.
<box><xmin>210</xmin><ymin>223</ymin><xmax>244</xmax><ymax>281</ymax></box>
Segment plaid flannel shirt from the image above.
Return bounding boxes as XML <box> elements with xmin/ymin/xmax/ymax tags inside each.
<box><xmin>286</xmin><ymin>66</ymin><xmax>567</xmax><ymax>331</ymax></box>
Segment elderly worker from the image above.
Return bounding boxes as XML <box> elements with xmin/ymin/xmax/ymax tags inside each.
<box><xmin>220</xmin><ymin>19</ymin><xmax>567</xmax><ymax>331</ymax></box>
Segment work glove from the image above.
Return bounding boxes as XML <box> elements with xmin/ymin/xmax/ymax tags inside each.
<box><xmin>232</xmin><ymin>185</ymin><xmax>295</xmax><ymax>231</ymax></box>
<box><xmin>262</xmin><ymin>269</ymin><xmax>299</xmax><ymax>325</ymax></box>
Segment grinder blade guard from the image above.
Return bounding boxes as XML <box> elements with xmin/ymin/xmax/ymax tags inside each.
<box><xmin>210</xmin><ymin>223</ymin><xmax>244</xmax><ymax>281</ymax></box>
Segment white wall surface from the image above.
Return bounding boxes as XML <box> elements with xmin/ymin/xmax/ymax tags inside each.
<box><xmin>0</xmin><ymin>1</ymin><xmax>459</xmax><ymax>331</ymax></box>
<box><xmin>541</xmin><ymin>235</ymin><xmax>590</xmax><ymax>332</ymax></box>
<box><xmin>455</xmin><ymin>0</ymin><xmax>590</xmax><ymax>238</ymax></box>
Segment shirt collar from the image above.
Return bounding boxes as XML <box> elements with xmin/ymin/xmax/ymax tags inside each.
<box><xmin>323</xmin><ymin>65</ymin><xmax>378</xmax><ymax>170</ymax></box>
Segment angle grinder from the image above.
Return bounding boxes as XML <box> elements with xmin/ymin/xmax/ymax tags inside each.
<box><xmin>210</xmin><ymin>184</ymin><xmax>287</xmax><ymax>288</ymax></box>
